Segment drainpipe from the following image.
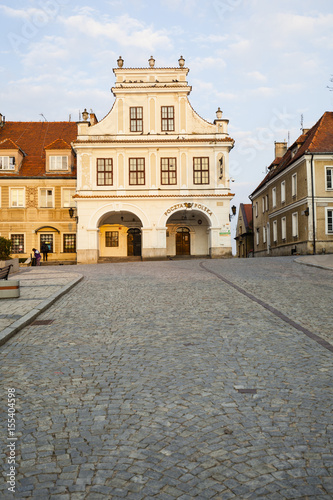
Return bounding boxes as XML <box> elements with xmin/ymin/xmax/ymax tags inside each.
<box><xmin>310</xmin><ymin>153</ymin><xmax>316</xmax><ymax>255</ymax></box>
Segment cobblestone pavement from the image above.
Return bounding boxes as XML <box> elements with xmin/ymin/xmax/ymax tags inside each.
<box><xmin>0</xmin><ymin>269</ymin><xmax>83</xmax><ymax>346</ymax></box>
<box><xmin>0</xmin><ymin>257</ymin><xmax>332</xmax><ymax>499</ymax></box>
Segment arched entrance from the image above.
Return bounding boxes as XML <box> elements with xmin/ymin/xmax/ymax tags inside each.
<box><xmin>176</xmin><ymin>227</ymin><xmax>190</xmax><ymax>255</ymax></box>
<box><xmin>127</xmin><ymin>228</ymin><xmax>142</xmax><ymax>256</ymax></box>
<box><xmin>98</xmin><ymin>211</ymin><xmax>143</xmax><ymax>258</ymax></box>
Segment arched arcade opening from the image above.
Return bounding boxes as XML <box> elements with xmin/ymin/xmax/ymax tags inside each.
<box><xmin>98</xmin><ymin>210</ymin><xmax>143</xmax><ymax>258</ymax></box>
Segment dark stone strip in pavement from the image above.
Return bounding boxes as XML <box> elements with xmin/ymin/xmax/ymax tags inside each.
<box><xmin>200</xmin><ymin>261</ymin><xmax>333</xmax><ymax>353</ymax></box>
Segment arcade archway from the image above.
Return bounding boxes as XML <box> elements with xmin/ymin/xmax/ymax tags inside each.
<box><xmin>98</xmin><ymin>210</ymin><xmax>143</xmax><ymax>258</ymax></box>
<box><xmin>166</xmin><ymin>209</ymin><xmax>211</xmax><ymax>257</ymax></box>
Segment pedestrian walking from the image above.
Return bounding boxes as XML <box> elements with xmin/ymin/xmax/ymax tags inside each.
<box><xmin>41</xmin><ymin>242</ymin><xmax>49</xmax><ymax>262</ymax></box>
<box><xmin>32</xmin><ymin>248</ymin><xmax>41</xmax><ymax>266</ymax></box>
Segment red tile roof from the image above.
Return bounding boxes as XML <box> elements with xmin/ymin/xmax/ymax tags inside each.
<box><xmin>241</xmin><ymin>203</ymin><xmax>253</xmax><ymax>232</ymax></box>
<box><xmin>251</xmin><ymin>111</ymin><xmax>333</xmax><ymax>196</ymax></box>
<box><xmin>0</xmin><ymin>121</ymin><xmax>77</xmax><ymax>177</ymax></box>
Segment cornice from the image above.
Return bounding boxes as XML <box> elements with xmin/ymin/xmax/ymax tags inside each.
<box><xmin>74</xmin><ymin>193</ymin><xmax>235</xmax><ymax>199</ymax></box>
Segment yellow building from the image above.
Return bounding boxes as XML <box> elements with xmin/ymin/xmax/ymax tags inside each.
<box><xmin>0</xmin><ymin>116</ymin><xmax>77</xmax><ymax>262</ymax></box>
<box><xmin>73</xmin><ymin>56</ymin><xmax>235</xmax><ymax>263</ymax></box>
<box><xmin>250</xmin><ymin>112</ymin><xmax>333</xmax><ymax>256</ymax></box>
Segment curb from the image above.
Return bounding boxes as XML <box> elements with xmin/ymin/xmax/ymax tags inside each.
<box><xmin>0</xmin><ymin>275</ymin><xmax>84</xmax><ymax>347</ymax></box>
<box><xmin>295</xmin><ymin>258</ymin><xmax>333</xmax><ymax>272</ymax></box>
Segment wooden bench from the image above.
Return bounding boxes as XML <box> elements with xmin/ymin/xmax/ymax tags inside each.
<box><xmin>0</xmin><ymin>264</ymin><xmax>13</xmax><ymax>280</ymax></box>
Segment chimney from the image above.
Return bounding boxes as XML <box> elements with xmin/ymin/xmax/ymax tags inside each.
<box><xmin>274</xmin><ymin>141</ymin><xmax>288</xmax><ymax>159</ymax></box>
<box><xmin>0</xmin><ymin>113</ymin><xmax>5</xmax><ymax>127</ymax></box>
<box><xmin>302</xmin><ymin>128</ymin><xmax>310</xmax><ymax>135</ymax></box>
<box><xmin>90</xmin><ymin>112</ymin><xmax>98</xmax><ymax>126</ymax></box>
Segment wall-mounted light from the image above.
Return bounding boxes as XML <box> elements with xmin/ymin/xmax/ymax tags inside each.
<box><xmin>229</xmin><ymin>205</ymin><xmax>237</xmax><ymax>221</ymax></box>
<box><xmin>69</xmin><ymin>207</ymin><xmax>78</xmax><ymax>222</ymax></box>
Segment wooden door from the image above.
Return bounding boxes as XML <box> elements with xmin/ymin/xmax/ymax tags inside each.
<box><xmin>176</xmin><ymin>227</ymin><xmax>190</xmax><ymax>255</ymax></box>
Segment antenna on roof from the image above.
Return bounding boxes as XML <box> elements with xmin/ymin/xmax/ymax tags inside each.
<box><xmin>300</xmin><ymin>114</ymin><xmax>303</xmax><ymax>131</ymax></box>
<box><xmin>40</xmin><ymin>113</ymin><xmax>47</xmax><ymax>122</ymax></box>
<box><xmin>287</xmin><ymin>131</ymin><xmax>290</xmax><ymax>147</ymax></box>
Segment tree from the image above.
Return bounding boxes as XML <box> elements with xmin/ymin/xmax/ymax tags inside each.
<box><xmin>0</xmin><ymin>236</ymin><xmax>12</xmax><ymax>260</ymax></box>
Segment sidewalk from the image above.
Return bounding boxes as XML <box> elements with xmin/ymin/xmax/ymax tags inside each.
<box><xmin>0</xmin><ymin>267</ymin><xmax>83</xmax><ymax>346</ymax></box>
<box><xmin>296</xmin><ymin>254</ymin><xmax>333</xmax><ymax>270</ymax></box>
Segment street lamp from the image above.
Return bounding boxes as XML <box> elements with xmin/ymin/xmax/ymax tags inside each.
<box><xmin>68</xmin><ymin>207</ymin><xmax>78</xmax><ymax>222</ymax></box>
<box><xmin>229</xmin><ymin>205</ymin><xmax>237</xmax><ymax>221</ymax></box>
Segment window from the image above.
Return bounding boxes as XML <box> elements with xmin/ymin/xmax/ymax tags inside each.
<box><xmin>10</xmin><ymin>188</ymin><xmax>25</xmax><ymax>207</ymax></box>
<box><xmin>161</xmin><ymin>106</ymin><xmax>174</xmax><ymax>131</ymax></box>
<box><xmin>129</xmin><ymin>158</ymin><xmax>145</xmax><ymax>185</ymax></box>
<box><xmin>63</xmin><ymin>189</ymin><xmax>76</xmax><ymax>208</ymax></box>
<box><xmin>255</xmin><ymin>202</ymin><xmax>258</xmax><ymax>217</ymax></box>
<box><xmin>0</xmin><ymin>156</ymin><xmax>15</xmax><ymax>170</ymax></box>
<box><xmin>97</xmin><ymin>159</ymin><xmax>113</xmax><ymax>186</ymax></box>
<box><xmin>273</xmin><ymin>220</ymin><xmax>278</xmax><ymax>242</ymax></box>
<box><xmin>63</xmin><ymin>234</ymin><xmax>76</xmax><ymax>253</ymax></box>
<box><xmin>40</xmin><ymin>234</ymin><xmax>53</xmax><ymax>253</ymax></box>
<box><xmin>326</xmin><ymin>167</ymin><xmax>333</xmax><ymax>190</ymax></box>
<box><xmin>265</xmin><ymin>194</ymin><xmax>269</xmax><ymax>211</ymax></box>
<box><xmin>105</xmin><ymin>231</ymin><xmax>119</xmax><ymax>247</ymax></box>
<box><xmin>263</xmin><ymin>226</ymin><xmax>266</xmax><ymax>244</ymax></box>
<box><xmin>256</xmin><ymin>228</ymin><xmax>260</xmax><ymax>246</ymax></box>
<box><xmin>11</xmin><ymin>234</ymin><xmax>24</xmax><ymax>253</ymax></box>
<box><xmin>281</xmin><ymin>217</ymin><xmax>286</xmax><ymax>240</ymax></box>
<box><xmin>281</xmin><ymin>181</ymin><xmax>286</xmax><ymax>203</ymax></box>
<box><xmin>272</xmin><ymin>187</ymin><xmax>277</xmax><ymax>208</ymax></box>
<box><xmin>130</xmin><ymin>107</ymin><xmax>143</xmax><ymax>132</ymax></box>
<box><xmin>292</xmin><ymin>212</ymin><xmax>298</xmax><ymax>237</ymax></box>
<box><xmin>161</xmin><ymin>158</ymin><xmax>177</xmax><ymax>185</ymax></box>
<box><xmin>193</xmin><ymin>157</ymin><xmax>209</xmax><ymax>184</ymax></box>
<box><xmin>40</xmin><ymin>188</ymin><xmax>53</xmax><ymax>208</ymax></box>
<box><xmin>262</xmin><ymin>197</ymin><xmax>265</xmax><ymax>213</ymax></box>
<box><xmin>49</xmin><ymin>156</ymin><xmax>68</xmax><ymax>170</ymax></box>
<box><xmin>292</xmin><ymin>173</ymin><xmax>297</xmax><ymax>197</ymax></box>
<box><xmin>327</xmin><ymin>209</ymin><xmax>333</xmax><ymax>233</ymax></box>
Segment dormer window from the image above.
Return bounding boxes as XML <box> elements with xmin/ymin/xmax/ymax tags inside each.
<box><xmin>49</xmin><ymin>155</ymin><xmax>68</xmax><ymax>170</ymax></box>
<box><xmin>0</xmin><ymin>156</ymin><xmax>15</xmax><ymax>170</ymax></box>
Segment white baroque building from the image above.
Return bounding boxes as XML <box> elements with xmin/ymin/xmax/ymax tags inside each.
<box><xmin>73</xmin><ymin>56</ymin><xmax>235</xmax><ymax>263</ymax></box>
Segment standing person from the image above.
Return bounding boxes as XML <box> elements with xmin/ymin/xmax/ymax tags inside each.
<box><xmin>41</xmin><ymin>242</ymin><xmax>48</xmax><ymax>262</ymax></box>
<box><xmin>32</xmin><ymin>248</ymin><xmax>41</xmax><ymax>266</ymax></box>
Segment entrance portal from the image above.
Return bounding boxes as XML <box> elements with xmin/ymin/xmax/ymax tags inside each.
<box><xmin>127</xmin><ymin>228</ymin><xmax>142</xmax><ymax>256</ymax></box>
<box><xmin>176</xmin><ymin>227</ymin><xmax>190</xmax><ymax>255</ymax></box>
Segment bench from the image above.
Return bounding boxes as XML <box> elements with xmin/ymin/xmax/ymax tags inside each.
<box><xmin>0</xmin><ymin>264</ymin><xmax>13</xmax><ymax>280</ymax></box>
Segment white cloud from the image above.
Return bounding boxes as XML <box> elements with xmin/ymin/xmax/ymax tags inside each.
<box><xmin>246</xmin><ymin>71</ymin><xmax>267</xmax><ymax>82</ymax></box>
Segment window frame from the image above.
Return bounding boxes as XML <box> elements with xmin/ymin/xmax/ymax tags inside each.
<box><xmin>105</xmin><ymin>231</ymin><xmax>119</xmax><ymax>247</ymax></box>
<box><xmin>40</xmin><ymin>188</ymin><xmax>54</xmax><ymax>208</ymax></box>
<box><xmin>0</xmin><ymin>156</ymin><xmax>15</xmax><ymax>170</ymax></box>
<box><xmin>129</xmin><ymin>158</ymin><xmax>145</xmax><ymax>185</ymax></box>
<box><xmin>63</xmin><ymin>233</ymin><xmax>76</xmax><ymax>253</ymax></box>
<box><xmin>263</xmin><ymin>226</ymin><xmax>266</xmax><ymax>244</ymax></box>
<box><xmin>273</xmin><ymin>220</ymin><xmax>278</xmax><ymax>242</ymax></box>
<box><xmin>292</xmin><ymin>173</ymin><xmax>297</xmax><ymax>197</ymax></box>
<box><xmin>272</xmin><ymin>187</ymin><xmax>277</xmax><ymax>208</ymax></box>
<box><xmin>256</xmin><ymin>228</ymin><xmax>260</xmax><ymax>246</ymax></box>
<box><xmin>326</xmin><ymin>208</ymin><xmax>333</xmax><ymax>234</ymax></box>
<box><xmin>161</xmin><ymin>158</ymin><xmax>177</xmax><ymax>185</ymax></box>
<box><xmin>62</xmin><ymin>188</ymin><xmax>76</xmax><ymax>208</ymax></box>
<box><xmin>40</xmin><ymin>234</ymin><xmax>54</xmax><ymax>253</ymax></box>
<box><xmin>97</xmin><ymin>158</ymin><xmax>113</xmax><ymax>186</ymax></box>
<box><xmin>325</xmin><ymin>167</ymin><xmax>333</xmax><ymax>190</ymax></box>
<box><xmin>281</xmin><ymin>181</ymin><xmax>286</xmax><ymax>203</ymax></box>
<box><xmin>262</xmin><ymin>197</ymin><xmax>265</xmax><ymax>213</ymax></box>
<box><xmin>11</xmin><ymin>233</ymin><xmax>25</xmax><ymax>254</ymax></box>
<box><xmin>10</xmin><ymin>188</ymin><xmax>25</xmax><ymax>208</ymax></box>
<box><xmin>265</xmin><ymin>194</ymin><xmax>269</xmax><ymax>211</ymax></box>
<box><xmin>161</xmin><ymin>106</ymin><xmax>175</xmax><ymax>132</ymax></box>
<box><xmin>281</xmin><ymin>216</ymin><xmax>287</xmax><ymax>240</ymax></box>
<box><xmin>130</xmin><ymin>107</ymin><xmax>143</xmax><ymax>132</ymax></box>
<box><xmin>292</xmin><ymin>212</ymin><xmax>298</xmax><ymax>237</ymax></box>
<box><xmin>49</xmin><ymin>155</ymin><xmax>69</xmax><ymax>171</ymax></box>
<box><xmin>193</xmin><ymin>157</ymin><xmax>209</xmax><ymax>185</ymax></box>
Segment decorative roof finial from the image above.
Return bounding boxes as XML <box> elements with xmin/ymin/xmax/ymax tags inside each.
<box><xmin>216</xmin><ymin>107</ymin><xmax>223</xmax><ymax>120</ymax></box>
<box><xmin>117</xmin><ymin>56</ymin><xmax>124</xmax><ymax>68</ymax></box>
<box><xmin>149</xmin><ymin>56</ymin><xmax>155</xmax><ymax>68</ymax></box>
<box><xmin>178</xmin><ymin>55</ymin><xmax>185</xmax><ymax>67</ymax></box>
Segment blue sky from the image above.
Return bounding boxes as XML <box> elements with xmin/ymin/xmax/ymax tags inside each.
<box><xmin>1</xmin><ymin>0</ymin><xmax>333</xmax><ymax>229</ymax></box>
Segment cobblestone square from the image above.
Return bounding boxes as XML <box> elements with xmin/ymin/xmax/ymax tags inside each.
<box><xmin>0</xmin><ymin>257</ymin><xmax>332</xmax><ymax>499</ymax></box>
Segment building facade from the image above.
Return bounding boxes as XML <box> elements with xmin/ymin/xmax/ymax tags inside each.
<box><xmin>73</xmin><ymin>57</ymin><xmax>235</xmax><ymax>263</ymax></box>
<box><xmin>235</xmin><ymin>203</ymin><xmax>253</xmax><ymax>258</ymax></box>
<box><xmin>0</xmin><ymin>115</ymin><xmax>77</xmax><ymax>262</ymax></box>
<box><xmin>250</xmin><ymin>112</ymin><xmax>333</xmax><ymax>256</ymax></box>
